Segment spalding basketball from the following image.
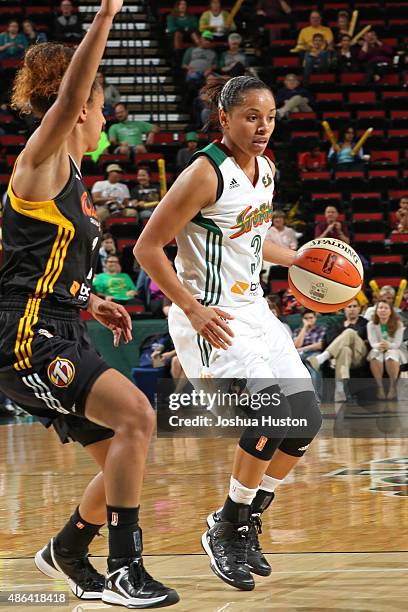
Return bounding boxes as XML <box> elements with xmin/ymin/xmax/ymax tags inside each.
<box><xmin>288</xmin><ymin>238</ymin><xmax>364</xmax><ymax>313</ymax></box>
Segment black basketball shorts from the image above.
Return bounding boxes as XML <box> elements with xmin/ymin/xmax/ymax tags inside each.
<box><xmin>0</xmin><ymin>298</ymin><xmax>114</xmax><ymax>446</ymax></box>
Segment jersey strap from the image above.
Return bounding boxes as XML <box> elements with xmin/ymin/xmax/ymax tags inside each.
<box><xmin>188</xmin><ymin>142</ymin><xmax>228</xmax><ymax>201</ymax></box>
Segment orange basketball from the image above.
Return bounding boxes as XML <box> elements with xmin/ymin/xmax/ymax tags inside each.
<box><xmin>288</xmin><ymin>238</ymin><xmax>364</xmax><ymax>313</ymax></box>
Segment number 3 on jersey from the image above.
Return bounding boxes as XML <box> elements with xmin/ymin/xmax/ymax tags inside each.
<box><xmin>250</xmin><ymin>235</ymin><xmax>262</xmax><ymax>275</ymax></box>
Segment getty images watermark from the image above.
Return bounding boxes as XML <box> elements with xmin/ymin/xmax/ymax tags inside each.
<box><xmin>155</xmin><ymin>378</ymin><xmax>316</xmax><ymax>438</ymax></box>
<box><xmin>167</xmin><ymin>389</ymin><xmax>307</xmax><ymax>429</ymax></box>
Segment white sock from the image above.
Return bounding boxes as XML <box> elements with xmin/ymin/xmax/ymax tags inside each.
<box><xmin>316</xmin><ymin>350</ymin><xmax>330</xmax><ymax>365</ymax></box>
<box><xmin>259</xmin><ymin>474</ymin><xmax>284</xmax><ymax>493</ymax></box>
<box><xmin>229</xmin><ymin>476</ymin><xmax>258</xmax><ymax>505</ymax></box>
<box><xmin>335</xmin><ymin>381</ymin><xmax>344</xmax><ymax>393</ymax></box>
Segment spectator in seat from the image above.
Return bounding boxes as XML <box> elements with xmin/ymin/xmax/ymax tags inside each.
<box><xmin>54</xmin><ymin>0</ymin><xmax>83</xmax><ymax>45</ymax></box>
<box><xmin>182</xmin><ymin>30</ymin><xmax>218</xmax><ymax>86</ymax></box>
<box><xmin>93</xmin><ymin>255</ymin><xmax>139</xmax><ymax>304</ymax></box>
<box><xmin>0</xmin><ymin>20</ymin><xmax>28</xmax><ymax>60</ymax></box>
<box><xmin>97</xmin><ymin>233</ymin><xmax>118</xmax><ymax>274</ymax></box>
<box><xmin>333</xmin><ymin>10</ymin><xmax>350</xmax><ymax>42</ymax></box>
<box><xmin>263</xmin><ymin>211</ymin><xmax>297</xmax><ymax>280</ymax></box>
<box><xmin>166</xmin><ymin>0</ymin><xmax>200</xmax><ymax>49</ymax></box>
<box><xmin>176</xmin><ymin>131</ymin><xmax>199</xmax><ymax>171</ymax></box>
<box><xmin>22</xmin><ymin>20</ymin><xmax>47</xmax><ymax>46</ymax></box>
<box><xmin>281</xmin><ymin>287</ymin><xmax>303</xmax><ymax>315</ymax></box>
<box><xmin>358</xmin><ymin>30</ymin><xmax>394</xmax><ymax>83</ymax></box>
<box><xmin>328</xmin><ymin>125</ymin><xmax>364</xmax><ymax>171</ymax></box>
<box><xmin>364</xmin><ymin>286</ymin><xmax>401</xmax><ymax>321</ymax></box>
<box><xmin>276</xmin><ymin>74</ymin><xmax>314</xmax><ymax>119</ymax></box>
<box><xmin>367</xmin><ymin>300</ymin><xmax>407</xmax><ymax>399</ymax></box>
<box><xmin>91</xmin><ymin>164</ymin><xmax>130</xmax><ymax>223</ymax></box>
<box><xmin>393</xmin><ymin>197</ymin><xmax>408</xmax><ymax>233</ymax></box>
<box><xmin>393</xmin><ymin>213</ymin><xmax>408</xmax><ymax>234</ymax></box>
<box><xmin>395</xmin><ymin>196</ymin><xmax>408</xmax><ymax>224</ymax></box>
<box><xmin>334</xmin><ymin>34</ymin><xmax>360</xmax><ymax>73</ymax></box>
<box><xmin>303</xmin><ymin>33</ymin><xmax>332</xmax><ymax>81</ymax></box>
<box><xmin>129</xmin><ymin>168</ymin><xmax>161</xmax><ymax>221</ymax></box>
<box><xmin>314</xmin><ymin>205</ymin><xmax>350</xmax><ymax>244</ymax></box>
<box><xmin>256</xmin><ymin>0</ymin><xmax>292</xmax><ymax>18</ymax></box>
<box><xmin>265</xmin><ymin>211</ymin><xmax>297</xmax><ymax>249</ymax></box>
<box><xmin>293</xmin><ymin>310</ymin><xmax>326</xmax><ymax>397</ymax></box>
<box><xmin>199</xmin><ymin>0</ymin><xmax>236</xmax><ymax>40</ymax></box>
<box><xmin>109</xmin><ymin>103</ymin><xmax>159</xmax><ymax>156</ymax></box>
<box><xmin>95</xmin><ymin>71</ymin><xmax>121</xmax><ymax>116</ymax></box>
<box><xmin>296</xmin><ymin>10</ymin><xmax>333</xmax><ymax>52</ymax></box>
<box><xmin>219</xmin><ymin>33</ymin><xmax>249</xmax><ymax>77</ymax></box>
<box><xmin>307</xmin><ymin>299</ymin><xmax>368</xmax><ymax>403</ymax></box>
<box><xmin>299</xmin><ymin>143</ymin><xmax>327</xmax><ymax>172</ymax></box>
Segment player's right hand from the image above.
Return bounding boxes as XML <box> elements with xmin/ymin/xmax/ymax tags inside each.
<box><xmin>100</xmin><ymin>0</ymin><xmax>123</xmax><ymax>18</ymax></box>
<box><xmin>187</xmin><ymin>304</ymin><xmax>234</xmax><ymax>350</ymax></box>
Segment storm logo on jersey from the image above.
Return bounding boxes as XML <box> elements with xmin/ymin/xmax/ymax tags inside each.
<box><xmin>230</xmin><ymin>202</ymin><xmax>273</xmax><ymax>239</ymax></box>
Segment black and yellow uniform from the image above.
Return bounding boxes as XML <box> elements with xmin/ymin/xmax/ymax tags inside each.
<box><xmin>0</xmin><ymin>156</ymin><xmax>113</xmax><ymax>446</ymax></box>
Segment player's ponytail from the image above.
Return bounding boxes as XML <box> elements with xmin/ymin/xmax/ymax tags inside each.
<box><xmin>201</xmin><ymin>75</ymin><xmax>274</xmax><ymax>128</ymax></box>
<box><xmin>12</xmin><ymin>43</ymin><xmax>98</xmax><ymax>118</ymax></box>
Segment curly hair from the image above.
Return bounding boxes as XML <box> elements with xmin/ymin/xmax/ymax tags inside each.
<box><xmin>372</xmin><ymin>300</ymin><xmax>401</xmax><ymax>337</ymax></box>
<box><xmin>11</xmin><ymin>43</ymin><xmax>98</xmax><ymax>118</ymax></box>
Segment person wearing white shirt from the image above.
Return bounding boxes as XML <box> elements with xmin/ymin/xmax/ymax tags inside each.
<box><xmin>91</xmin><ymin>163</ymin><xmax>130</xmax><ymax>222</ymax></box>
<box><xmin>263</xmin><ymin>211</ymin><xmax>297</xmax><ymax>280</ymax></box>
<box><xmin>367</xmin><ymin>300</ymin><xmax>407</xmax><ymax>400</ymax></box>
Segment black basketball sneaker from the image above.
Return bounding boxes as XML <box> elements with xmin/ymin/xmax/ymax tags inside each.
<box><xmin>103</xmin><ymin>556</ymin><xmax>179</xmax><ymax>608</ymax></box>
<box><xmin>207</xmin><ymin>510</ymin><xmax>271</xmax><ymax>577</ymax></box>
<box><xmin>34</xmin><ymin>538</ymin><xmax>105</xmax><ymax>599</ymax></box>
<box><xmin>201</xmin><ymin>520</ymin><xmax>255</xmax><ymax>590</ymax></box>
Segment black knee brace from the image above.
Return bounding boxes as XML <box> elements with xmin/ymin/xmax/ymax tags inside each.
<box><xmin>278</xmin><ymin>390</ymin><xmax>322</xmax><ymax>457</ymax></box>
<box><xmin>238</xmin><ymin>386</ymin><xmax>292</xmax><ymax>461</ymax></box>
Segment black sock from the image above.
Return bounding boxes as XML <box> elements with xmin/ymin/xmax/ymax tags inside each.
<box><xmin>54</xmin><ymin>506</ymin><xmax>103</xmax><ymax>557</ymax></box>
<box><xmin>219</xmin><ymin>496</ymin><xmax>251</xmax><ymax>525</ymax></box>
<box><xmin>251</xmin><ymin>490</ymin><xmax>275</xmax><ymax>515</ymax></box>
<box><xmin>107</xmin><ymin>505</ymin><xmax>141</xmax><ymax>561</ymax></box>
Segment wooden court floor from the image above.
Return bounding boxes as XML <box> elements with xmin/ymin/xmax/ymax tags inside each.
<box><xmin>0</xmin><ymin>404</ymin><xmax>407</xmax><ymax>611</ymax></box>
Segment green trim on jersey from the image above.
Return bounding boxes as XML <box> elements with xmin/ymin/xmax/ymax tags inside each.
<box><xmin>197</xmin><ymin>333</ymin><xmax>212</xmax><ymax>367</ymax></box>
<box><xmin>198</xmin><ymin>142</ymin><xmax>228</xmax><ymax>167</ymax></box>
<box><xmin>192</xmin><ymin>212</ymin><xmax>223</xmax><ymax>306</ymax></box>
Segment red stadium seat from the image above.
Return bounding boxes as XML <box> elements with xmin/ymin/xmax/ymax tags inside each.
<box><xmin>374</xmin><ymin>278</ymin><xmax>403</xmax><ymax>287</ymax></box>
<box><xmin>340</xmin><ymin>73</ymin><xmax>365</xmax><ymax>85</ymax></box>
<box><xmin>352</xmin><ymin>213</ymin><xmax>383</xmax><ymax>221</ymax></box>
<box><xmin>272</xmin><ymin>56</ymin><xmax>300</xmax><ymax>68</ymax></box>
<box><xmin>390</xmin><ymin>233</ymin><xmax>408</xmax><ymax>242</ymax></box>
<box><xmin>371</xmin><ymin>255</ymin><xmax>402</xmax><ymax>264</ymax></box>
<box><xmin>369</xmin><ymin>151</ymin><xmax>399</xmax><ymax>165</ymax></box>
<box><xmin>309</xmin><ymin>73</ymin><xmax>336</xmax><ymax>84</ymax></box>
<box><xmin>348</xmin><ymin>91</ymin><xmax>376</xmax><ymax>105</ymax></box>
<box><xmin>117</xmin><ymin>238</ymin><xmax>136</xmax><ymax>251</ymax></box>
<box><xmin>269</xmin><ymin>280</ymin><xmax>289</xmax><ymax>293</ymax></box>
<box><xmin>354</xmin><ymin>233</ymin><xmax>385</xmax><ymax>241</ymax></box>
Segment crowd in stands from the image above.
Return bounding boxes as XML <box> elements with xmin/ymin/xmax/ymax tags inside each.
<box><xmin>0</xmin><ymin>0</ymin><xmax>407</xmax><ymax>412</ymax></box>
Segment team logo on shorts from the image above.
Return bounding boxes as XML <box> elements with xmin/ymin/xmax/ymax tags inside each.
<box><xmin>256</xmin><ymin>436</ymin><xmax>268</xmax><ymax>451</ymax></box>
<box><xmin>47</xmin><ymin>357</ymin><xmax>76</xmax><ymax>388</ymax></box>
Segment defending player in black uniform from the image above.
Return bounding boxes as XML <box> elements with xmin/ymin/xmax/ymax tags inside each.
<box><xmin>0</xmin><ymin>0</ymin><xmax>178</xmax><ymax>608</ymax></box>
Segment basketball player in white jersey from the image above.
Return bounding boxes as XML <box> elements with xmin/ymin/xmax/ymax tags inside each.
<box><xmin>135</xmin><ymin>76</ymin><xmax>322</xmax><ymax>591</ymax></box>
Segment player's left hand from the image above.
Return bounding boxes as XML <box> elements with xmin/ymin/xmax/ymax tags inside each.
<box><xmin>88</xmin><ymin>294</ymin><xmax>132</xmax><ymax>347</ymax></box>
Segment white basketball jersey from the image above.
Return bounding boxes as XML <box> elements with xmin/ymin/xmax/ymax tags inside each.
<box><xmin>175</xmin><ymin>142</ymin><xmax>275</xmax><ymax>308</ymax></box>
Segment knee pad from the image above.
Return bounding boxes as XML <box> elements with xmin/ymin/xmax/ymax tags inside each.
<box><xmin>238</xmin><ymin>386</ymin><xmax>292</xmax><ymax>461</ymax></box>
<box><xmin>278</xmin><ymin>390</ymin><xmax>322</xmax><ymax>457</ymax></box>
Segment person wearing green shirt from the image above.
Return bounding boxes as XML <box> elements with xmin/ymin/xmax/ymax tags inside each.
<box><xmin>108</xmin><ymin>102</ymin><xmax>159</xmax><ymax>155</ymax></box>
<box><xmin>0</xmin><ymin>20</ymin><xmax>28</xmax><ymax>60</ymax></box>
<box><xmin>166</xmin><ymin>0</ymin><xmax>199</xmax><ymax>49</ymax></box>
<box><xmin>93</xmin><ymin>255</ymin><xmax>139</xmax><ymax>303</ymax></box>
